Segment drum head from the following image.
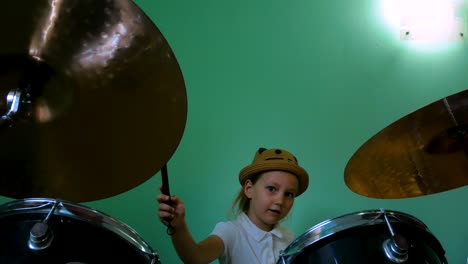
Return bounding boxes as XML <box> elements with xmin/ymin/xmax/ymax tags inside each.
<box><xmin>0</xmin><ymin>198</ymin><xmax>159</xmax><ymax>264</ymax></box>
<box><xmin>279</xmin><ymin>209</ymin><xmax>447</xmax><ymax>264</ymax></box>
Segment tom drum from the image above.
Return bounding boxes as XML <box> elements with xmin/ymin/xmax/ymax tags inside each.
<box><xmin>278</xmin><ymin>209</ymin><xmax>447</xmax><ymax>264</ymax></box>
<box><xmin>0</xmin><ymin>198</ymin><xmax>160</xmax><ymax>264</ymax></box>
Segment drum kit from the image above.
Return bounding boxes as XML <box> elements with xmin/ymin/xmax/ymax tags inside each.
<box><xmin>0</xmin><ymin>0</ymin><xmax>466</xmax><ymax>263</ymax></box>
<box><xmin>0</xmin><ymin>0</ymin><xmax>186</xmax><ymax>263</ymax></box>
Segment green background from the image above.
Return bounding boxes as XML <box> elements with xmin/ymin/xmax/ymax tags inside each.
<box><xmin>2</xmin><ymin>0</ymin><xmax>468</xmax><ymax>263</ymax></box>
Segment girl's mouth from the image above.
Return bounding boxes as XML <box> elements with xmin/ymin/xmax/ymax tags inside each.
<box><xmin>268</xmin><ymin>209</ymin><xmax>281</xmax><ymax>215</ymax></box>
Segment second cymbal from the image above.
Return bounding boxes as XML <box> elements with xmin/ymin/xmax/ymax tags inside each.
<box><xmin>344</xmin><ymin>89</ymin><xmax>468</xmax><ymax>199</ymax></box>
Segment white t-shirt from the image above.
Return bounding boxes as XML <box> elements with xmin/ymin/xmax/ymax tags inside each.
<box><xmin>210</xmin><ymin>212</ymin><xmax>294</xmax><ymax>264</ymax></box>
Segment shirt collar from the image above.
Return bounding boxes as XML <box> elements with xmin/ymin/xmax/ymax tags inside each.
<box><xmin>239</xmin><ymin>212</ymin><xmax>284</xmax><ymax>241</ymax></box>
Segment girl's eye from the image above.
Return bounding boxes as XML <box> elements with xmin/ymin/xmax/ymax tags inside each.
<box><xmin>266</xmin><ymin>186</ymin><xmax>276</xmax><ymax>192</ymax></box>
<box><xmin>285</xmin><ymin>192</ymin><xmax>296</xmax><ymax>199</ymax></box>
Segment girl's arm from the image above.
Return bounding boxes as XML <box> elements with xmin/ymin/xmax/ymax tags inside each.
<box><xmin>157</xmin><ymin>192</ymin><xmax>224</xmax><ymax>264</ymax></box>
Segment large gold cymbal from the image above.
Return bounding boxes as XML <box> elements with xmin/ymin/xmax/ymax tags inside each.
<box><xmin>0</xmin><ymin>0</ymin><xmax>187</xmax><ymax>202</ymax></box>
<box><xmin>345</xmin><ymin>89</ymin><xmax>468</xmax><ymax>199</ymax></box>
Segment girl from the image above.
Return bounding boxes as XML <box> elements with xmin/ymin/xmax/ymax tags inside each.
<box><xmin>157</xmin><ymin>147</ymin><xmax>309</xmax><ymax>264</ymax></box>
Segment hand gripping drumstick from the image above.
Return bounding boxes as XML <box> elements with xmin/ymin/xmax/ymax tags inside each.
<box><xmin>161</xmin><ymin>164</ymin><xmax>175</xmax><ymax>235</ymax></box>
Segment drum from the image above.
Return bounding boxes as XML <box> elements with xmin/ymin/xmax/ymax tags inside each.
<box><xmin>278</xmin><ymin>209</ymin><xmax>447</xmax><ymax>264</ymax></box>
<box><xmin>0</xmin><ymin>198</ymin><xmax>160</xmax><ymax>264</ymax></box>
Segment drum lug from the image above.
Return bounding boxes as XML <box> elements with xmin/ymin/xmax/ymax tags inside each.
<box><xmin>28</xmin><ymin>200</ymin><xmax>60</xmax><ymax>251</ymax></box>
<box><xmin>28</xmin><ymin>221</ymin><xmax>54</xmax><ymax>250</ymax></box>
<box><xmin>383</xmin><ymin>234</ymin><xmax>409</xmax><ymax>263</ymax></box>
<box><xmin>380</xmin><ymin>208</ymin><xmax>409</xmax><ymax>263</ymax></box>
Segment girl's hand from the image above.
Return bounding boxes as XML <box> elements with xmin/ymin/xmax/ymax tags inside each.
<box><xmin>156</xmin><ymin>185</ymin><xmax>186</xmax><ymax>229</ymax></box>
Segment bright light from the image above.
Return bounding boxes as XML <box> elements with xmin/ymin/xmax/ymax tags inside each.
<box><xmin>381</xmin><ymin>0</ymin><xmax>402</xmax><ymax>30</ymax></box>
<box><xmin>401</xmin><ymin>0</ymin><xmax>457</xmax><ymax>40</ymax></box>
<box><xmin>380</xmin><ymin>0</ymin><xmax>467</xmax><ymax>49</ymax></box>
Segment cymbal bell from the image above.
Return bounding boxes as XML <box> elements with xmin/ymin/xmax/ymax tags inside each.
<box><xmin>0</xmin><ymin>0</ymin><xmax>187</xmax><ymax>202</ymax></box>
<box><xmin>344</xmin><ymin>89</ymin><xmax>468</xmax><ymax>199</ymax></box>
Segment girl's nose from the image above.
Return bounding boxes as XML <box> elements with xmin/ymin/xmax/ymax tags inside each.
<box><xmin>274</xmin><ymin>195</ymin><xmax>285</xmax><ymax>205</ymax></box>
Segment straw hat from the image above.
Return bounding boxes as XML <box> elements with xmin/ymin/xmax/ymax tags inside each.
<box><xmin>239</xmin><ymin>148</ymin><xmax>309</xmax><ymax>196</ymax></box>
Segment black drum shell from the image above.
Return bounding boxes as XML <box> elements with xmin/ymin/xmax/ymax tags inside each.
<box><xmin>278</xmin><ymin>210</ymin><xmax>447</xmax><ymax>264</ymax></box>
<box><xmin>0</xmin><ymin>198</ymin><xmax>159</xmax><ymax>264</ymax></box>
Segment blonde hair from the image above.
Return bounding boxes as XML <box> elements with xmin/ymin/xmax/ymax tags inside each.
<box><xmin>230</xmin><ymin>173</ymin><xmax>261</xmax><ymax>216</ymax></box>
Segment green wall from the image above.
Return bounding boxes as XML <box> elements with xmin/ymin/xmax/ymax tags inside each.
<box><xmin>1</xmin><ymin>0</ymin><xmax>468</xmax><ymax>263</ymax></box>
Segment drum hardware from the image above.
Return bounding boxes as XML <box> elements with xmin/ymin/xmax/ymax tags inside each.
<box><xmin>380</xmin><ymin>209</ymin><xmax>409</xmax><ymax>263</ymax></box>
<box><xmin>345</xmin><ymin>89</ymin><xmax>468</xmax><ymax>199</ymax></box>
<box><xmin>28</xmin><ymin>199</ymin><xmax>60</xmax><ymax>251</ymax></box>
<box><xmin>1</xmin><ymin>55</ymin><xmax>55</xmax><ymax>128</ymax></box>
<box><xmin>0</xmin><ymin>89</ymin><xmax>21</xmax><ymax>128</ymax></box>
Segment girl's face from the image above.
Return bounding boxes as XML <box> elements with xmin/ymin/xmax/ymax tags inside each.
<box><xmin>244</xmin><ymin>171</ymin><xmax>299</xmax><ymax>231</ymax></box>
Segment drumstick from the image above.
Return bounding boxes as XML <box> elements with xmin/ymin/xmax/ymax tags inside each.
<box><xmin>161</xmin><ymin>164</ymin><xmax>175</xmax><ymax>235</ymax></box>
<box><xmin>161</xmin><ymin>164</ymin><xmax>171</xmax><ymax>197</ymax></box>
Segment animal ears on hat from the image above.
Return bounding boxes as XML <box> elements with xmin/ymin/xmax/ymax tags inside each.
<box><xmin>255</xmin><ymin>147</ymin><xmax>299</xmax><ymax>163</ymax></box>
